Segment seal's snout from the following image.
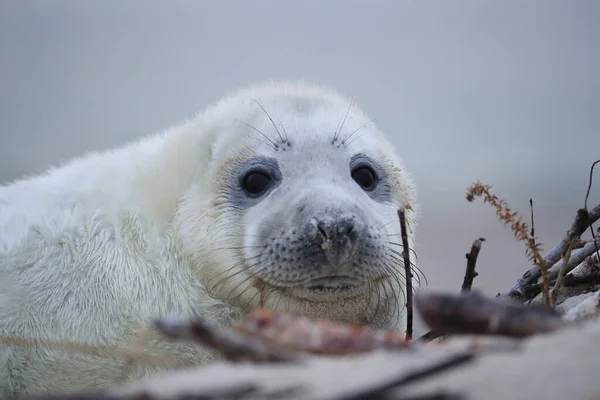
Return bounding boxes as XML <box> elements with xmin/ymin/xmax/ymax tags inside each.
<box><xmin>309</xmin><ymin>214</ymin><xmax>363</xmax><ymax>267</ymax></box>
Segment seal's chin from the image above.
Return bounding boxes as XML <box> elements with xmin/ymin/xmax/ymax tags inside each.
<box><xmin>289</xmin><ymin>276</ymin><xmax>366</xmax><ymax>301</ymax></box>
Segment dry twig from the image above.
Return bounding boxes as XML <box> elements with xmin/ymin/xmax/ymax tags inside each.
<box><xmin>529</xmin><ymin>272</ymin><xmax>600</xmax><ymax>294</ymax></box>
<box><xmin>584</xmin><ymin>159</ymin><xmax>600</xmax><ymax>259</ymax></box>
<box><xmin>0</xmin><ymin>335</ymin><xmax>172</xmax><ymax>368</ymax></box>
<box><xmin>419</xmin><ymin>238</ymin><xmax>487</xmax><ymax>342</ymax></box>
<box><xmin>333</xmin><ymin>352</ymin><xmax>474</xmax><ymax>400</ymax></box>
<box><xmin>503</xmin><ymin>203</ymin><xmax>600</xmax><ymax>301</ymax></box>
<box><xmin>234</xmin><ymin>309</ymin><xmax>412</xmax><ymax>355</ymax></box>
<box><xmin>466</xmin><ymin>182</ymin><xmax>551</xmax><ymax>306</ymax></box>
<box><xmin>415</xmin><ymin>290</ymin><xmax>566</xmax><ymax>338</ymax></box>
<box><xmin>461</xmin><ymin>238</ymin><xmax>486</xmax><ymax>293</ymax></box>
<box><xmin>398</xmin><ymin>209</ymin><xmax>413</xmax><ymax>340</ymax></box>
<box><xmin>154</xmin><ymin>318</ymin><xmax>298</xmax><ymax>363</ymax></box>
<box><xmin>26</xmin><ymin>383</ymin><xmax>300</xmax><ymax>400</ymax></box>
<box><xmin>551</xmin><ymin>244</ymin><xmax>573</xmax><ymax>307</ymax></box>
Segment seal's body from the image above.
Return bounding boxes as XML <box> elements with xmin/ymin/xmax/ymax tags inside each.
<box><xmin>0</xmin><ymin>81</ymin><xmax>418</xmax><ymax>396</ymax></box>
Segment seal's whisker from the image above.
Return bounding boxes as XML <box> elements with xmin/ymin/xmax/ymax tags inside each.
<box><xmin>252</xmin><ymin>99</ymin><xmax>287</xmax><ymax>145</ymax></box>
<box><xmin>388</xmin><ymin>248</ymin><xmax>425</xmax><ymax>288</ymax></box>
<box><xmin>333</xmin><ymin>96</ymin><xmax>354</xmax><ymax>143</ymax></box>
<box><xmin>204</xmin><ymin>254</ymin><xmax>262</xmax><ymax>293</ymax></box>
<box><xmin>236</xmin><ymin>119</ymin><xmax>279</xmax><ymax>150</ymax></box>
<box><xmin>342</xmin><ymin>132</ymin><xmax>368</xmax><ymax>148</ymax></box>
<box><xmin>382</xmin><ymin>265</ymin><xmax>406</xmax><ymax>318</ymax></box>
<box><xmin>341</xmin><ymin>119</ymin><xmax>374</xmax><ymax>147</ymax></box>
<box><xmin>224</xmin><ymin>261</ymin><xmax>272</xmax><ymax>305</ymax></box>
<box><xmin>376</xmin><ymin>220</ymin><xmax>401</xmax><ymax>230</ymax></box>
<box><xmin>362</xmin><ymin>279</ymin><xmax>378</xmax><ymax>322</ymax></box>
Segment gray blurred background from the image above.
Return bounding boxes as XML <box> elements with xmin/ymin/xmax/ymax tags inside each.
<box><xmin>1</xmin><ymin>0</ymin><xmax>599</xmax><ymax>335</ymax></box>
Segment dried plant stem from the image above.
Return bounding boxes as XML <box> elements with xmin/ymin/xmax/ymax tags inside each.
<box><xmin>461</xmin><ymin>238</ymin><xmax>486</xmax><ymax>292</ymax></box>
<box><xmin>398</xmin><ymin>209</ymin><xmax>413</xmax><ymax>341</ymax></box>
<box><xmin>551</xmin><ymin>244</ymin><xmax>572</xmax><ymax>307</ymax></box>
<box><xmin>466</xmin><ymin>182</ymin><xmax>551</xmax><ymax>306</ymax></box>
<box><xmin>0</xmin><ymin>335</ymin><xmax>171</xmax><ymax>367</ymax></box>
<box><xmin>334</xmin><ymin>352</ymin><xmax>474</xmax><ymax>400</ymax></box>
<box><xmin>418</xmin><ymin>238</ymin><xmax>486</xmax><ymax>343</ymax></box>
<box><xmin>503</xmin><ymin>203</ymin><xmax>600</xmax><ymax>301</ymax></box>
<box><xmin>155</xmin><ymin>318</ymin><xmax>298</xmax><ymax>363</ymax></box>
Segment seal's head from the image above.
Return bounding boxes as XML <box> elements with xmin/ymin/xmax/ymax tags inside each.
<box><xmin>175</xmin><ymin>81</ymin><xmax>418</xmax><ymax>329</ymax></box>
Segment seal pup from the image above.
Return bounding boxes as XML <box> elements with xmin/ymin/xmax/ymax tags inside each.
<box><xmin>0</xmin><ymin>81</ymin><xmax>418</xmax><ymax>395</ymax></box>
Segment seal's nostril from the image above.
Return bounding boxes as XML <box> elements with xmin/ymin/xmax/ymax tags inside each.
<box><xmin>338</xmin><ymin>218</ymin><xmax>356</xmax><ymax>237</ymax></box>
<box><xmin>317</xmin><ymin>221</ymin><xmax>329</xmax><ymax>239</ymax></box>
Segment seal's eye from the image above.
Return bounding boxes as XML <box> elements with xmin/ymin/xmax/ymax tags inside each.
<box><xmin>351</xmin><ymin>166</ymin><xmax>377</xmax><ymax>190</ymax></box>
<box><xmin>242</xmin><ymin>171</ymin><xmax>272</xmax><ymax>196</ymax></box>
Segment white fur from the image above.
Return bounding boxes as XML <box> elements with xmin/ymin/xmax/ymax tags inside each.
<box><xmin>0</xmin><ymin>81</ymin><xmax>417</xmax><ymax>396</ymax></box>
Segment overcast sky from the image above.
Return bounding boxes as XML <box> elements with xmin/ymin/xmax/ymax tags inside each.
<box><xmin>1</xmin><ymin>0</ymin><xmax>599</xmax><ymax>333</ymax></box>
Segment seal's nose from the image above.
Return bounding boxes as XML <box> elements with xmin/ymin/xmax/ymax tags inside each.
<box><xmin>310</xmin><ymin>214</ymin><xmax>362</xmax><ymax>267</ymax></box>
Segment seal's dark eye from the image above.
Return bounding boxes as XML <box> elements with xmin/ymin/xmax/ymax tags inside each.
<box><xmin>242</xmin><ymin>171</ymin><xmax>272</xmax><ymax>196</ymax></box>
<box><xmin>351</xmin><ymin>166</ymin><xmax>377</xmax><ymax>190</ymax></box>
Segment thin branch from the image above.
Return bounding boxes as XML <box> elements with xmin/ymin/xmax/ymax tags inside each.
<box><xmin>551</xmin><ymin>244</ymin><xmax>572</xmax><ymax>307</ymax></box>
<box><xmin>333</xmin><ymin>352</ymin><xmax>474</xmax><ymax>400</ymax></box>
<box><xmin>415</xmin><ymin>290</ymin><xmax>566</xmax><ymax>338</ymax></box>
<box><xmin>0</xmin><ymin>335</ymin><xmax>172</xmax><ymax>367</ymax></box>
<box><xmin>502</xmin><ymin>203</ymin><xmax>600</xmax><ymax>301</ymax></box>
<box><xmin>529</xmin><ymin>198</ymin><xmax>535</xmax><ymax>241</ymax></box>
<box><xmin>154</xmin><ymin>318</ymin><xmax>298</xmax><ymax>363</ymax></box>
<box><xmin>418</xmin><ymin>238</ymin><xmax>486</xmax><ymax>343</ymax></box>
<box><xmin>528</xmin><ymin>271</ymin><xmax>600</xmax><ymax>294</ymax></box>
<box><xmin>584</xmin><ymin>159</ymin><xmax>600</xmax><ymax>265</ymax></box>
<box><xmin>466</xmin><ymin>182</ymin><xmax>551</xmax><ymax>306</ymax></box>
<box><xmin>234</xmin><ymin>310</ymin><xmax>411</xmax><ymax>355</ymax></box>
<box><xmin>518</xmin><ymin>236</ymin><xmax>600</xmax><ymax>300</ymax></box>
<box><xmin>398</xmin><ymin>208</ymin><xmax>413</xmax><ymax>341</ymax></box>
<box><xmin>461</xmin><ymin>238</ymin><xmax>486</xmax><ymax>292</ymax></box>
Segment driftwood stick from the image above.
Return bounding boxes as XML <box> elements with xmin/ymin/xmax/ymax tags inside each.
<box><xmin>518</xmin><ymin>237</ymin><xmax>600</xmax><ymax>300</ymax></box>
<box><xmin>154</xmin><ymin>318</ymin><xmax>298</xmax><ymax>363</ymax></box>
<box><xmin>234</xmin><ymin>310</ymin><xmax>411</xmax><ymax>355</ymax></box>
<box><xmin>0</xmin><ymin>335</ymin><xmax>171</xmax><ymax>367</ymax></box>
<box><xmin>584</xmin><ymin>159</ymin><xmax>600</xmax><ymax>262</ymax></box>
<box><xmin>415</xmin><ymin>290</ymin><xmax>566</xmax><ymax>338</ymax></box>
<box><xmin>419</xmin><ymin>238</ymin><xmax>486</xmax><ymax>342</ymax></box>
<box><xmin>503</xmin><ymin>203</ymin><xmax>600</xmax><ymax>301</ymax></box>
<box><xmin>334</xmin><ymin>352</ymin><xmax>474</xmax><ymax>400</ymax></box>
<box><xmin>527</xmin><ymin>273</ymin><xmax>600</xmax><ymax>296</ymax></box>
<box><xmin>27</xmin><ymin>383</ymin><xmax>275</xmax><ymax>400</ymax></box>
<box><xmin>551</xmin><ymin>244</ymin><xmax>572</xmax><ymax>307</ymax></box>
<box><xmin>398</xmin><ymin>209</ymin><xmax>413</xmax><ymax>341</ymax></box>
<box><xmin>461</xmin><ymin>238</ymin><xmax>486</xmax><ymax>292</ymax></box>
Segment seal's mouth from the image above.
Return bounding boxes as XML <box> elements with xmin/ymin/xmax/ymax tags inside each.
<box><xmin>301</xmin><ymin>276</ymin><xmax>363</xmax><ymax>296</ymax></box>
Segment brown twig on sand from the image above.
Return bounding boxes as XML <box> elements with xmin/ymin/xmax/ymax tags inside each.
<box><xmin>28</xmin><ymin>383</ymin><xmax>301</xmax><ymax>400</ymax></box>
<box><xmin>154</xmin><ymin>318</ymin><xmax>298</xmax><ymax>363</ymax></box>
<box><xmin>398</xmin><ymin>209</ymin><xmax>413</xmax><ymax>340</ymax></box>
<box><xmin>0</xmin><ymin>335</ymin><xmax>171</xmax><ymax>367</ymax></box>
<box><xmin>584</xmin><ymin>159</ymin><xmax>600</xmax><ymax>267</ymax></box>
<box><xmin>334</xmin><ymin>352</ymin><xmax>474</xmax><ymax>400</ymax></box>
<box><xmin>529</xmin><ymin>272</ymin><xmax>600</xmax><ymax>295</ymax></box>
<box><xmin>551</xmin><ymin>244</ymin><xmax>573</xmax><ymax>307</ymax></box>
<box><xmin>415</xmin><ymin>290</ymin><xmax>566</xmax><ymax>338</ymax></box>
<box><xmin>234</xmin><ymin>309</ymin><xmax>412</xmax><ymax>355</ymax></box>
<box><xmin>515</xmin><ymin>235</ymin><xmax>600</xmax><ymax>301</ymax></box>
<box><xmin>461</xmin><ymin>238</ymin><xmax>486</xmax><ymax>292</ymax></box>
<box><xmin>466</xmin><ymin>182</ymin><xmax>551</xmax><ymax>306</ymax></box>
<box><xmin>418</xmin><ymin>238</ymin><xmax>487</xmax><ymax>343</ymax></box>
<box><xmin>529</xmin><ymin>198</ymin><xmax>536</xmax><ymax>240</ymax></box>
<box><xmin>503</xmin><ymin>203</ymin><xmax>600</xmax><ymax>301</ymax></box>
